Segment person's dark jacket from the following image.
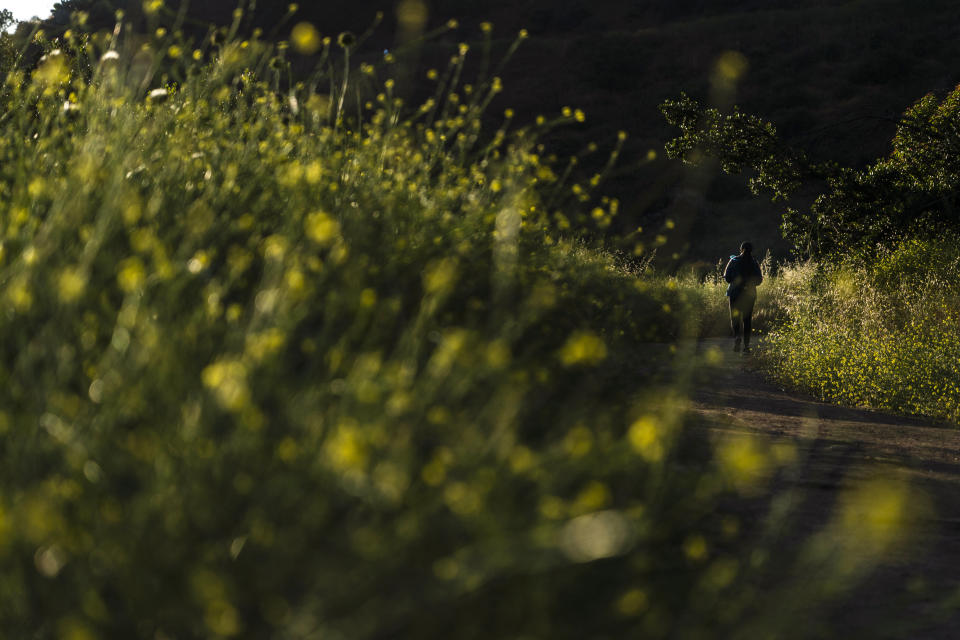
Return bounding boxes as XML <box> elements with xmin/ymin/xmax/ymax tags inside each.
<box><xmin>723</xmin><ymin>254</ymin><xmax>763</xmax><ymax>299</ymax></box>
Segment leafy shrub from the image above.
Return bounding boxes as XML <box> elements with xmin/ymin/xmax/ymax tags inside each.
<box><xmin>764</xmin><ymin>240</ymin><xmax>960</xmax><ymax>422</ymax></box>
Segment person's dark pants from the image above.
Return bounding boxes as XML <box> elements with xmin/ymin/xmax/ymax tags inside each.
<box><xmin>729</xmin><ymin>290</ymin><xmax>757</xmax><ymax>346</ymax></box>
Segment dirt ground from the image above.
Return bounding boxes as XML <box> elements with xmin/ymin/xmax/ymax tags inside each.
<box><xmin>689</xmin><ymin>338</ymin><xmax>960</xmax><ymax>639</ymax></box>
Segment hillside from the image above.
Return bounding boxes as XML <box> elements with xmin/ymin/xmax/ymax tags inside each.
<box><xmin>37</xmin><ymin>0</ymin><xmax>960</xmax><ymax>263</ymax></box>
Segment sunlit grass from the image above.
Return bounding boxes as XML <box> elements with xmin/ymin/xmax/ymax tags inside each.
<box><xmin>763</xmin><ymin>239</ymin><xmax>960</xmax><ymax>423</ymax></box>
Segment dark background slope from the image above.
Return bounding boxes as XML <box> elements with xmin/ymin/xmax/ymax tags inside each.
<box><xmin>40</xmin><ymin>0</ymin><xmax>960</xmax><ymax>265</ymax></box>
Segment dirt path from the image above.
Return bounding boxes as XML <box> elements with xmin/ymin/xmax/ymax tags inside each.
<box><xmin>689</xmin><ymin>338</ymin><xmax>960</xmax><ymax>638</ymax></box>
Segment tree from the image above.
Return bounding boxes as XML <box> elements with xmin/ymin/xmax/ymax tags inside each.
<box><xmin>50</xmin><ymin>1</ymin><xmax>120</xmax><ymax>27</ymax></box>
<box><xmin>661</xmin><ymin>86</ymin><xmax>960</xmax><ymax>258</ymax></box>
<box><xmin>0</xmin><ymin>9</ymin><xmax>16</xmax><ymax>77</ymax></box>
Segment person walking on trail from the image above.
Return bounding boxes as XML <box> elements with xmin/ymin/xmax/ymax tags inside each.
<box><xmin>723</xmin><ymin>242</ymin><xmax>763</xmax><ymax>354</ymax></box>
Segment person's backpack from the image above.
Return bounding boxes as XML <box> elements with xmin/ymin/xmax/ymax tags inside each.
<box><xmin>724</xmin><ymin>255</ymin><xmax>762</xmax><ymax>297</ymax></box>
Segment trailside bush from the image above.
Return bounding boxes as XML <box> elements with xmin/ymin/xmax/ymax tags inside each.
<box><xmin>0</xmin><ymin>21</ymin><xmax>688</xmax><ymax>640</ymax></box>
<box><xmin>764</xmin><ymin>239</ymin><xmax>960</xmax><ymax>422</ymax></box>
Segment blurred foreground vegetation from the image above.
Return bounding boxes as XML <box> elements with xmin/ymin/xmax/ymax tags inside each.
<box><xmin>0</xmin><ymin>10</ymin><xmax>935</xmax><ymax>640</ymax></box>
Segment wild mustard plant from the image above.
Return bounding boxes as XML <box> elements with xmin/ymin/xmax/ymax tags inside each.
<box><xmin>765</xmin><ymin>240</ymin><xmax>960</xmax><ymax>422</ymax></box>
<box><xmin>0</xmin><ymin>12</ymin><xmax>925</xmax><ymax>639</ymax></box>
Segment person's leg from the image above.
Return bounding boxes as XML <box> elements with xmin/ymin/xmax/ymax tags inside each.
<box><xmin>742</xmin><ymin>309</ymin><xmax>752</xmax><ymax>352</ymax></box>
<box><xmin>729</xmin><ymin>298</ymin><xmax>742</xmax><ymax>351</ymax></box>
<box><xmin>742</xmin><ymin>294</ymin><xmax>757</xmax><ymax>352</ymax></box>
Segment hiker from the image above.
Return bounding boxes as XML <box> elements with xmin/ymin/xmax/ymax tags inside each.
<box><xmin>723</xmin><ymin>241</ymin><xmax>763</xmax><ymax>353</ymax></box>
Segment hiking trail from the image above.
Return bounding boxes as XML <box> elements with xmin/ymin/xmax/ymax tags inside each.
<box><xmin>690</xmin><ymin>338</ymin><xmax>960</xmax><ymax>638</ymax></box>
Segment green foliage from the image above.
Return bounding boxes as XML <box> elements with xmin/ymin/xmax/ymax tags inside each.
<box><xmin>0</xmin><ymin>9</ymin><xmax>16</xmax><ymax>77</ymax></box>
<box><xmin>661</xmin><ymin>86</ymin><xmax>960</xmax><ymax>258</ymax></box>
<box><xmin>764</xmin><ymin>240</ymin><xmax>960</xmax><ymax>422</ymax></box>
<box><xmin>889</xmin><ymin>89</ymin><xmax>960</xmax><ymax>193</ymax></box>
<box><xmin>660</xmin><ymin>93</ymin><xmax>816</xmax><ymax>201</ymax></box>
